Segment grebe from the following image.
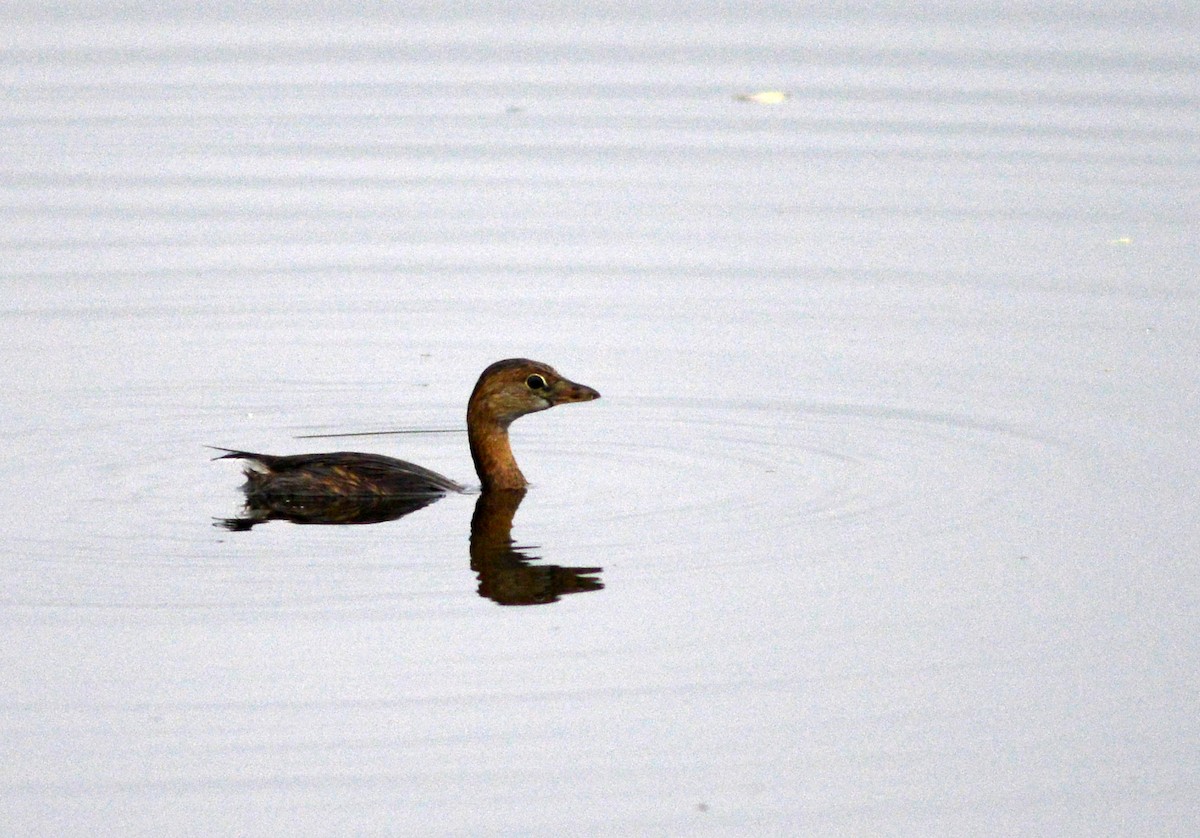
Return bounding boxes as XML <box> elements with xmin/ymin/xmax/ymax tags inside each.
<box><xmin>214</xmin><ymin>358</ymin><xmax>599</xmax><ymax>499</ymax></box>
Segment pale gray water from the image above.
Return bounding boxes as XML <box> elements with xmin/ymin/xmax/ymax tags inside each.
<box><xmin>2</xmin><ymin>3</ymin><xmax>1198</xmax><ymax>835</ymax></box>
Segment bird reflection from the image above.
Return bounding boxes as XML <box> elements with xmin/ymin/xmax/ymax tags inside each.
<box><xmin>217</xmin><ymin>490</ymin><xmax>602</xmax><ymax>606</ymax></box>
<box><xmin>217</xmin><ymin>492</ymin><xmax>442</xmax><ymax>530</ymax></box>
<box><xmin>469</xmin><ymin>490</ymin><xmax>603</xmax><ymax>606</ymax></box>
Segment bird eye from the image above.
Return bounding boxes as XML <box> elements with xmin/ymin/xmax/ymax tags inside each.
<box><xmin>526</xmin><ymin>374</ymin><xmax>547</xmax><ymax>390</ymax></box>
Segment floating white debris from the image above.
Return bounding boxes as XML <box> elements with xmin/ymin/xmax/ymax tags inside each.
<box><xmin>736</xmin><ymin>90</ymin><xmax>790</xmax><ymax>104</ymax></box>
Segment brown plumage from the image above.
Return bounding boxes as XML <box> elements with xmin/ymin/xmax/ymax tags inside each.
<box><xmin>214</xmin><ymin>358</ymin><xmax>599</xmax><ymax>501</ymax></box>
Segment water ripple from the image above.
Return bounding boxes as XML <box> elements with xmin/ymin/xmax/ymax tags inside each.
<box><xmin>573</xmin><ymin>396</ymin><xmax>1063</xmax><ymax>567</ymax></box>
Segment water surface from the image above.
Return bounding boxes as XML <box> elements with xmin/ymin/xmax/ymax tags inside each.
<box><xmin>2</xmin><ymin>3</ymin><xmax>1198</xmax><ymax>835</ymax></box>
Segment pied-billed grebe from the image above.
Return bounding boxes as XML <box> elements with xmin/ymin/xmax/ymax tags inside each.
<box><xmin>214</xmin><ymin>358</ymin><xmax>599</xmax><ymax>498</ymax></box>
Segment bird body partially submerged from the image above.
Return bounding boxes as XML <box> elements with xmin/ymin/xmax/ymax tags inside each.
<box><xmin>211</xmin><ymin>449</ymin><xmax>465</xmax><ymax>500</ymax></box>
<box><xmin>214</xmin><ymin>358</ymin><xmax>599</xmax><ymax>503</ymax></box>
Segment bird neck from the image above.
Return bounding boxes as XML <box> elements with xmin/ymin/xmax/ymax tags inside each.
<box><xmin>468</xmin><ymin>417</ymin><xmax>528</xmax><ymax>491</ymax></box>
